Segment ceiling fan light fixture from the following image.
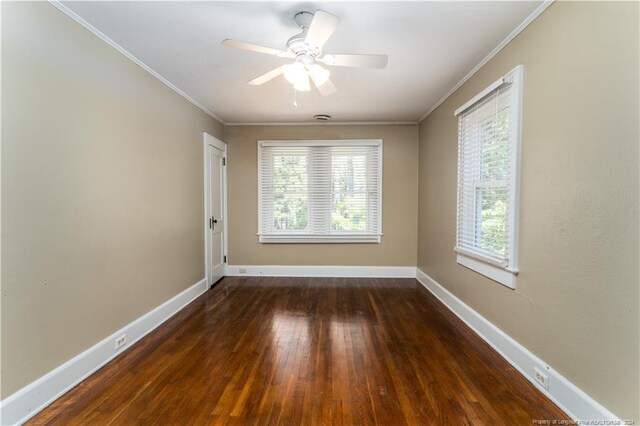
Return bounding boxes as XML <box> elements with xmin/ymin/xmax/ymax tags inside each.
<box><xmin>224</xmin><ymin>10</ymin><xmax>387</xmax><ymax>96</ymax></box>
<box><xmin>283</xmin><ymin>62</ymin><xmax>309</xmax><ymax>91</ymax></box>
<box><xmin>293</xmin><ymin>76</ymin><xmax>311</xmax><ymax>92</ymax></box>
<box><xmin>283</xmin><ymin>62</ymin><xmax>315</xmax><ymax>92</ymax></box>
<box><xmin>307</xmin><ymin>64</ymin><xmax>330</xmax><ymax>87</ymax></box>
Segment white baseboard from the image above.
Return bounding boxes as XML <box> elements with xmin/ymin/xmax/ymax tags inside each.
<box><xmin>0</xmin><ymin>278</ymin><xmax>208</xmax><ymax>426</ymax></box>
<box><xmin>225</xmin><ymin>265</ymin><xmax>416</xmax><ymax>278</ymax></box>
<box><xmin>415</xmin><ymin>268</ymin><xmax>621</xmax><ymax>422</ymax></box>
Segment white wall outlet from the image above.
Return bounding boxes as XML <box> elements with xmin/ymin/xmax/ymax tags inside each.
<box><xmin>534</xmin><ymin>366</ymin><xmax>549</xmax><ymax>389</ymax></box>
<box><xmin>114</xmin><ymin>334</ymin><xmax>127</xmax><ymax>350</ymax></box>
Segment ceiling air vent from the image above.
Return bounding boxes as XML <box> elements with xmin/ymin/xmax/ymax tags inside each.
<box><xmin>313</xmin><ymin>114</ymin><xmax>331</xmax><ymax>121</ymax></box>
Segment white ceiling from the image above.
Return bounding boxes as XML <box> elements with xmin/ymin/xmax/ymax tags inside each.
<box><xmin>61</xmin><ymin>1</ymin><xmax>542</xmax><ymax>124</ymax></box>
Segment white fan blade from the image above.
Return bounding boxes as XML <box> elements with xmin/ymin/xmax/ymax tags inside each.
<box><xmin>248</xmin><ymin>67</ymin><xmax>284</xmax><ymax>85</ymax></box>
<box><xmin>313</xmin><ymin>78</ymin><xmax>337</xmax><ymax>96</ymax></box>
<box><xmin>321</xmin><ymin>54</ymin><xmax>388</xmax><ymax>69</ymax></box>
<box><xmin>305</xmin><ymin>11</ymin><xmax>340</xmax><ymax>49</ymax></box>
<box><xmin>222</xmin><ymin>39</ymin><xmax>292</xmax><ymax>58</ymax></box>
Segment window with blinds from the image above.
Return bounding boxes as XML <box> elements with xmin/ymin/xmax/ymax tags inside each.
<box><xmin>258</xmin><ymin>140</ymin><xmax>382</xmax><ymax>243</ymax></box>
<box><xmin>454</xmin><ymin>65</ymin><xmax>522</xmax><ymax>288</ymax></box>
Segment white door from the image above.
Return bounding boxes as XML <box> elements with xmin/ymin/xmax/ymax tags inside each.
<box><xmin>206</xmin><ymin>140</ymin><xmax>226</xmax><ymax>284</ymax></box>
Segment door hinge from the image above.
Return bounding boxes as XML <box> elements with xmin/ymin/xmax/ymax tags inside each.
<box><xmin>208</xmin><ymin>217</ymin><xmax>212</xmax><ymax>229</ymax></box>
<box><xmin>223</xmin><ymin>255</ymin><xmax>227</xmax><ymax>263</ymax></box>
<box><xmin>222</xmin><ymin>158</ymin><xmax>226</xmax><ymax>166</ymax></box>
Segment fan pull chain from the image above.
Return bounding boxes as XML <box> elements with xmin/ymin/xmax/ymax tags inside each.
<box><xmin>293</xmin><ymin>88</ymin><xmax>298</xmax><ymax>108</ymax></box>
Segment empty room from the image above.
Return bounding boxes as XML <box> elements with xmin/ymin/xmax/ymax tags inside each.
<box><xmin>1</xmin><ymin>0</ymin><xmax>638</xmax><ymax>424</ymax></box>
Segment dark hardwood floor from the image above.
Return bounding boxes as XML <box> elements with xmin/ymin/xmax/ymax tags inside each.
<box><xmin>28</xmin><ymin>277</ymin><xmax>567</xmax><ymax>425</ymax></box>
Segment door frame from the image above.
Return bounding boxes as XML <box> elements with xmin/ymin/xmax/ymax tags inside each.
<box><xmin>203</xmin><ymin>132</ymin><xmax>228</xmax><ymax>286</ymax></box>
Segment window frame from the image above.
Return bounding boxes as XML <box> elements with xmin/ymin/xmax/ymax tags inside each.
<box><xmin>257</xmin><ymin>139</ymin><xmax>383</xmax><ymax>244</ymax></box>
<box><xmin>454</xmin><ymin>65</ymin><xmax>523</xmax><ymax>289</ymax></box>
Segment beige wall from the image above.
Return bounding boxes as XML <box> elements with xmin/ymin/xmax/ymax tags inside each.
<box><xmin>1</xmin><ymin>2</ymin><xmax>223</xmax><ymax>397</ymax></box>
<box><xmin>417</xmin><ymin>2</ymin><xmax>639</xmax><ymax>420</ymax></box>
<box><xmin>225</xmin><ymin>125</ymin><xmax>418</xmax><ymax>266</ymax></box>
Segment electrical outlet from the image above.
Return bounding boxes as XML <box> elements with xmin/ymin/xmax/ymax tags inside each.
<box><xmin>534</xmin><ymin>366</ymin><xmax>548</xmax><ymax>389</ymax></box>
<box><xmin>115</xmin><ymin>334</ymin><xmax>127</xmax><ymax>350</ymax></box>
<box><xmin>239</xmin><ymin>268</ymin><xmax>247</xmax><ymax>274</ymax></box>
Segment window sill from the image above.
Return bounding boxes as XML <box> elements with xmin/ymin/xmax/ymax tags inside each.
<box><xmin>259</xmin><ymin>234</ymin><xmax>381</xmax><ymax>244</ymax></box>
<box><xmin>456</xmin><ymin>252</ymin><xmax>517</xmax><ymax>289</ymax></box>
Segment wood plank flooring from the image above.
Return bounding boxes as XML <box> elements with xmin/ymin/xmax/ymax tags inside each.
<box><xmin>28</xmin><ymin>277</ymin><xmax>567</xmax><ymax>425</ymax></box>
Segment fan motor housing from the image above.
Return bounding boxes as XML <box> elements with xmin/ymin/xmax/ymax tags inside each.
<box><xmin>287</xmin><ymin>12</ymin><xmax>321</xmax><ymax>58</ymax></box>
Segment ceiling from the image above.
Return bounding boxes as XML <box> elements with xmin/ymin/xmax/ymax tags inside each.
<box><xmin>61</xmin><ymin>1</ymin><xmax>543</xmax><ymax>124</ymax></box>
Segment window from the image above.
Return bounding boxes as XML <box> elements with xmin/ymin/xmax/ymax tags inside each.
<box><xmin>258</xmin><ymin>140</ymin><xmax>382</xmax><ymax>243</ymax></box>
<box><xmin>454</xmin><ymin>65</ymin><xmax>522</xmax><ymax>288</ymax></box>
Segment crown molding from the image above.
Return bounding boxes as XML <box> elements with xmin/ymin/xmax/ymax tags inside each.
<box><xmin>48</xmin><ymin>0</ymin><xmax>227</xmax><ymax>125</ymax></box>
<box><xmin>224</xmin><ymin>121</ymin><xmax>418</xmax><ymax>127</ymax></box>
<box><xmin>417</xmin><ymin>0</ymin><xmax>554</xmax><ymax>123</ymax></box>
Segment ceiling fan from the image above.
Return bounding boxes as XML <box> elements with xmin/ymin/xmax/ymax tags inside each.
<box><xmin>222</xmin><ymin>10</ymin><xmax>388</xmax><ymax>96</ymax></box>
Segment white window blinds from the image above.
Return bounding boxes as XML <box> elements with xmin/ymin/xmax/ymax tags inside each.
<box><xmin>455</xmin><ymin>66</ymin><xmax>522</xmax><ymax>276</ymax></box>
<box><xmin>258</xmin><ymin>140</ymin><xmax>382</xmax><ymax>243</ymax></box>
